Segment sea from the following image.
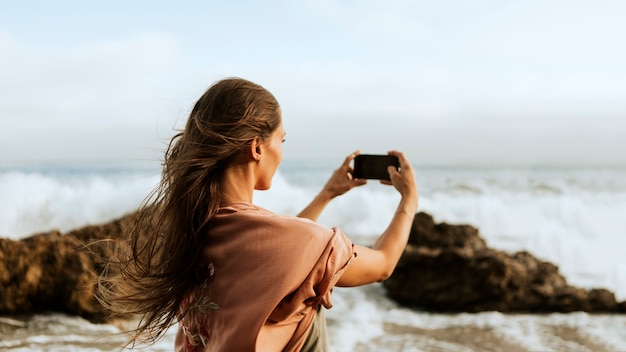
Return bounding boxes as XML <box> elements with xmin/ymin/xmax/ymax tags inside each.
<box><xmin>1</xmin><ymin>160</ymin><xmax>626</xmax><ymax>351</ymax></box>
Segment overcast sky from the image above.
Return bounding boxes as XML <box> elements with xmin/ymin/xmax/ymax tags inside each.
<box><xmin>1</xmin><ymin>0</ymin><xmax>625</xmax><ymax>166</ymax></box>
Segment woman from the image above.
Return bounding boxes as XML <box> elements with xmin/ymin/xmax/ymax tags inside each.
<box><xmin>101</xmin><ymin>78</ymin><xmax>418</xmax><ymax>351</ymax></box>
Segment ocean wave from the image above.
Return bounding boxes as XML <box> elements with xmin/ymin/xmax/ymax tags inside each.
<box><xmin>2</xmin><ymin>165</ymin><xmax>625</xmax><ymax>301</ymax></box>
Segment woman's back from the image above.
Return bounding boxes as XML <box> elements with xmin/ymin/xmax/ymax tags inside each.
<box><xmin>175</xmin><ymin>202</ymin><xmax>355</xmax><ymax>351</ymax></box>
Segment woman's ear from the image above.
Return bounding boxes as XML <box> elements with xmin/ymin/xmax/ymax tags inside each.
<box><xmin>248</xmin><ymin>137</ymin><xmax>263</xmax><ymax>162</ymax></box>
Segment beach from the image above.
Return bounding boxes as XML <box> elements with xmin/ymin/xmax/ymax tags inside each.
<box><xmin>1</xmin><ymin>161</ymin><xmax>626</xmax><ymax>351</ymax></box>
<box><xmin>2</xmin><ymin>288</ymin><xmax>626</xmax><ymax>351</ymax></box>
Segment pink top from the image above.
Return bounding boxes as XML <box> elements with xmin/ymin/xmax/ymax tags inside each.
<box><xmin>174</xmin><ymin>202</ymin><xmax>356</xmax><ymax>352</ymax></box>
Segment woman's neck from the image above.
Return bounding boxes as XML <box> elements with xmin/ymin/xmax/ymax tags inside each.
<box><xmin>220</xmin><ymin>162</ymin><xmax>256</xmax><ymax>204</ymax></box>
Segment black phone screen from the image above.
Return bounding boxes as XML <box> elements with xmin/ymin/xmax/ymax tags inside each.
<box><xmin>353</xmin><ymin>154</ymin><xmax>399</xmax><ymax>180</ymax></box>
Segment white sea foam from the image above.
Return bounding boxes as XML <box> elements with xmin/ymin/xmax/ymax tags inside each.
<box><xmin>0</xmin><ymin>168</ymin><xmax>159</xmax><ymax>238</ymax></box>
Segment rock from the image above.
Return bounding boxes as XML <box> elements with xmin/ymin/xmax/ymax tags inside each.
<box><xmin>383</xmin><ymin>212</ymin><xmax>626</xmax><ymax>313</ymax></box>
<box><xmin>2</xmin><ymin>211</ymin><xmax>624</xmax><ymax>321</ymax></box>
<box><xmin>0</xmin><ymin>212</ymin><xmax>137</xmax><ymax>322</ymax></box>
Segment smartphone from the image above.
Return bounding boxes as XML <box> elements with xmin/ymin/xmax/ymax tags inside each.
<box><xmin>353</xmin><ymin>154</ymin><xmax>399</xmax><ymax>180</ymax></box>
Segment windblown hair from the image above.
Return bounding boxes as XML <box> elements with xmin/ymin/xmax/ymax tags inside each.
<box><xmin>99</xmin><ymin>78</ymin><xmax>281</xmax><ymax>347</ymax></box>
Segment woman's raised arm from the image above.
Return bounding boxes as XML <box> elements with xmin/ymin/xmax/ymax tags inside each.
<box><xmin>336</xmin><ymin>150</ymin><xmax>418</xmax><ymax>287</ymax></box>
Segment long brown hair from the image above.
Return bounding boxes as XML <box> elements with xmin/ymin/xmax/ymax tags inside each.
<box><xmin>99</xmin><ymin>78</ymin><xmax>281</xmax><ymax>347</ymax></box>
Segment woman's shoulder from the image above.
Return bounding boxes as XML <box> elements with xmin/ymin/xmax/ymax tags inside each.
<box><xmin>217</xmin><ymin>202</ymin><xmax>332</xmax><ymax>234</ymax></box>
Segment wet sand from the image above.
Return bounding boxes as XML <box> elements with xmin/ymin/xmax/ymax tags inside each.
<box><xmin>353</xmin><ymin>322</ymin><xmax>618</xmax><ymax>352</ymax></box>
<box><xmin>2</xmin><ymin>312</ymin><xmax>626</xmax><ymax>351</ymax></box>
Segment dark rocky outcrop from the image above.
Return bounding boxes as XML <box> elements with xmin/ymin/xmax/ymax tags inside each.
<box><xmin>1</xmin><ymin>211</ymin><xmax>624</xmax><ymax>323</ymax></box>
<box><xmin>0</xmin><ymin>213</ymin><xmax>136</xmax><ymax>322</ymax></box>
<box><xmin>383</xmin><ymin>212</ymin><xmax>626</xmax><ymax>313</ymax></box>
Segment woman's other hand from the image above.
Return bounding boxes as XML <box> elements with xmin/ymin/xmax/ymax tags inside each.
<box><xmin>320</xmin><ymin>150</ymin><xmax>367</xmax><ymax>199</ymax></box>
<box><xmin>297</xmin><ymin>151</ymin><xmax>366</xmax><ymax>221</ymax></box>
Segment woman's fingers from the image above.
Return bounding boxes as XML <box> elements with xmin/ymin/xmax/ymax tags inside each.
<box><xmin>342</xmin><ymin>150</ymin><xmax>360</xmax><ymax>169</ymax></box>
<box><xmin>384</xmin><ymin>150</ymin><xmax>417</xmax><ymax>197</ymax></box>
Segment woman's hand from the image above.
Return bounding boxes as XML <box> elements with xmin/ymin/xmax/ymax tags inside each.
<box><xmin>297</xmin><ymin>151</ymin><xmax>366</xmax><ymax>221</ymax></box>
<box><xmin>320</xmin><ymin>150</ymin><xmax>367</xmax><ymax>199</ymax></box>
<box><xmin>382</xmin><ymin>150</ymin><xmax>418</xmax><ymax>210</ymax></box>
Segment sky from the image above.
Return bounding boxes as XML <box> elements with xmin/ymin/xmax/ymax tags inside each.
<box><xmin>1</xmin><ymin>0</ymin><xmax>625</xmax><ymax>166</ymax></box>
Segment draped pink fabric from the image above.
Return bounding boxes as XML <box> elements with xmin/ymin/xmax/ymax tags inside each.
<box><xmin>174</xmin><ymin>202</ymin><xmax>356</xmax><ymax>352</ymax></box>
